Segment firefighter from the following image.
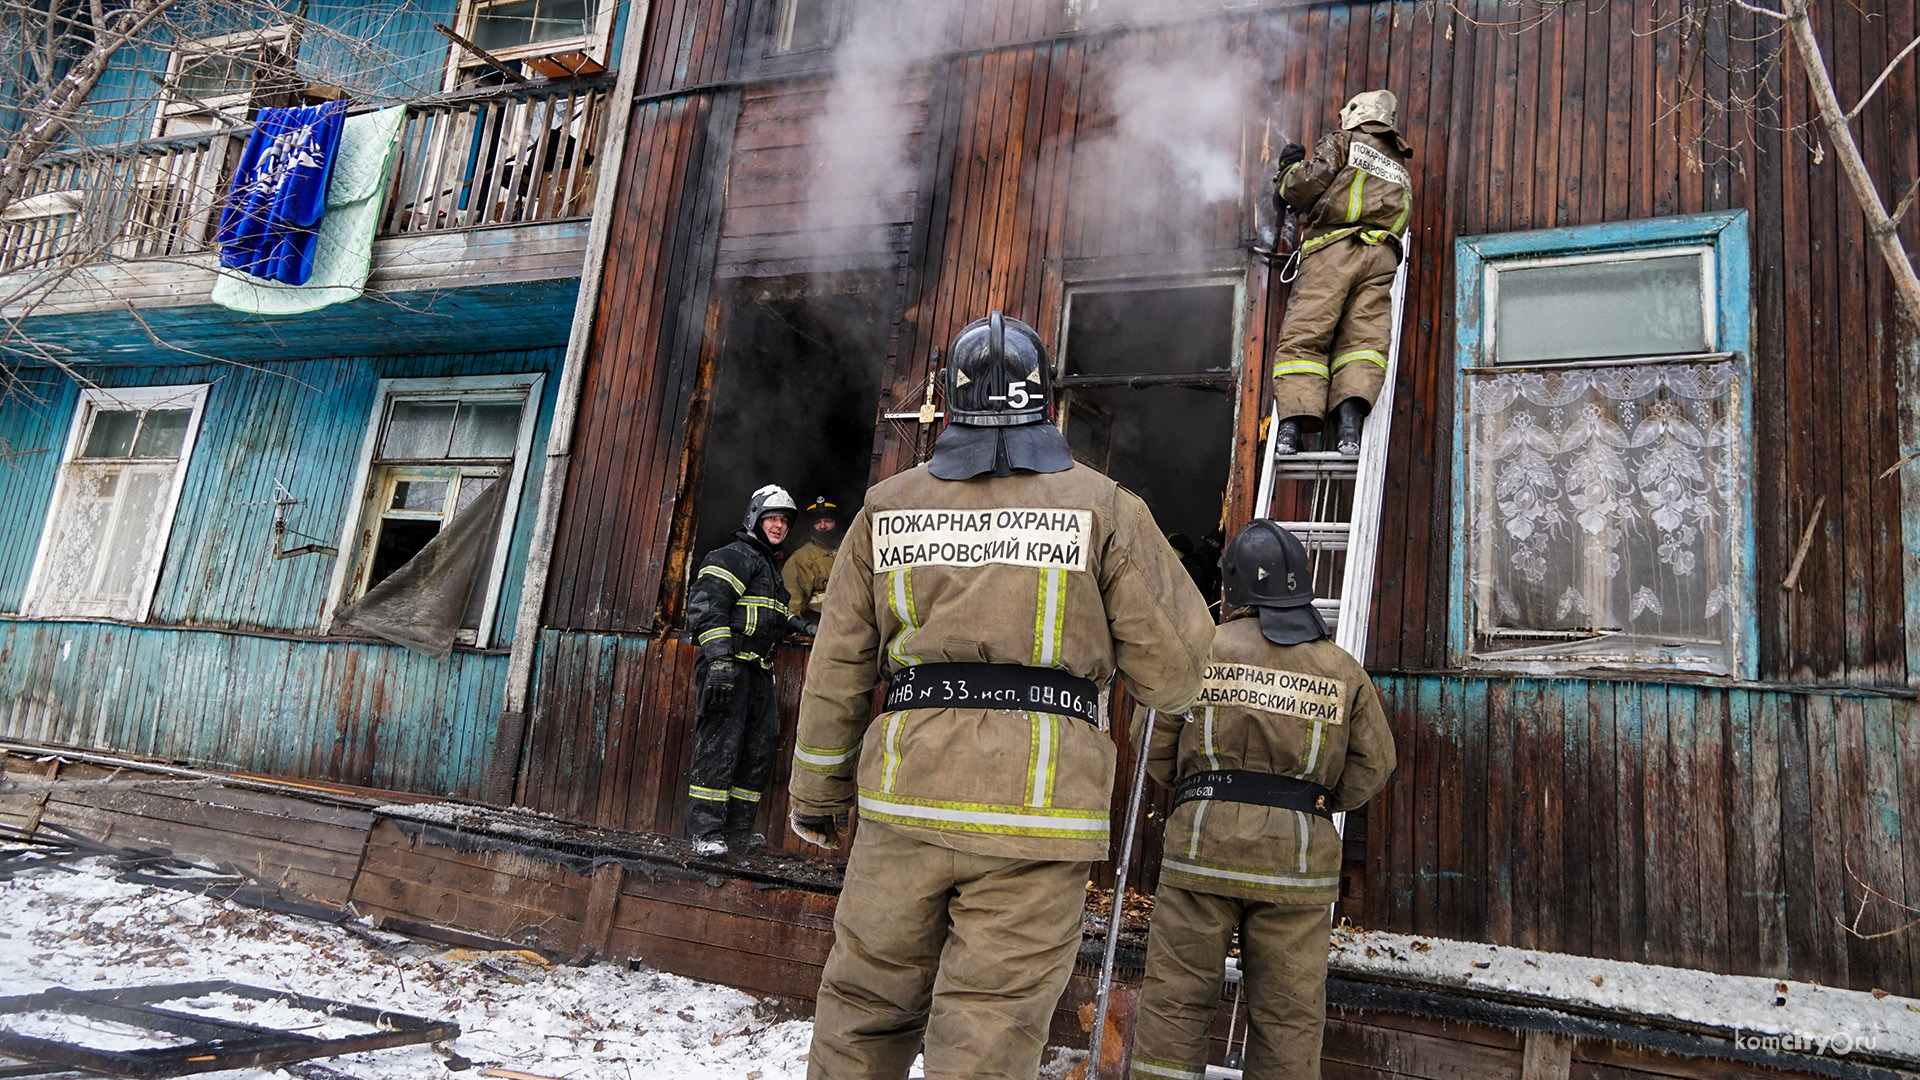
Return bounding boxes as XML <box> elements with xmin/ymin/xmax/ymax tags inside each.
<box><xmin>1128</xmin><ymin>521</ymin><xmax>1397</xmax><ymax>1080</ymax></box>
<box><xmin>685</xmin><ymin>484</ymin><xmax>807</xmax><ymax>857</ymax></box>
<box><xmin>1270</xmin><ymin>89</ymin><xmax>1414</xmax><ymax>457</ymax></box>
<box><xmin>782</xmin><ymin>495</ymin><xmax>843</xmax><ymax>635</ymax></box>
<box><xmin>789</xmin><ymin>311</ymin><xmax>1214</xmax><ymax>1080</ymax></box>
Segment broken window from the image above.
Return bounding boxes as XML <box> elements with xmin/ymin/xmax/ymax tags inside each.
<box><xmin>24</xmin><ymin>385</ymin><xmax>210</xmax><ymax>623</ymax></box>
<box><xmin>449</xmin><ymin>0</ymin><xmax>614</xmax><ymax>87</ymax></box>
<box><xmin>155</xmin><ymin>28</ymin><xmax>297</xmax><ymax>137</ymax></box>
<box><xmin>768</xmin><ymin>0</ymin><xmax>838</xmax><ymax>54</ymax></box>
<box><xmin>330</xmin><ymin>376</ymin><xmax>541</xmax><ymax>653</ymax></box>
<box><xmin>688</xmin><ymin>279</ymin><xmax>887</xmax><ymax>582</ymax></box>
<box><xmin>1058</xmin><ymin>280</ymin><xmax>1240</xmax><ymax>611</ymax></box>
<box><xmin>1456</xmin><ymin>213</ymin><xmax>1752</xmax><ymax>675</ymax></box>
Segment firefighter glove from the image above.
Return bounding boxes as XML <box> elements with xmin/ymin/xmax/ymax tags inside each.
<box><xmin>787</xmin><ymin>613</ymin><xmax>817</xmax><ymax>638</ymax></box>
<box><xmin>1279</xmin><ymin>142</ymin><xmax>1306</xmax><ymax>168</ymax></box>
<box><xmin>789</xmin><ymin>809</ymin><xmax>847</xmax><ymax>850</ymax></box>
<box><xmin>702</xmin><ymin>658</ymin><xmax>738</xmax><ymax>712</ymax></box>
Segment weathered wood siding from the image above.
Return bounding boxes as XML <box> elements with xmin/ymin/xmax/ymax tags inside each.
<box><xmin>1370</xmin><ymin>677</ymin><xmax>1920</xmax><ymax>996</ymax></box>
<box><xmin>531</xmin><ymin>0</ymin><xmax>1920</xmax><ymax>993</ymax></box>
<box><xmin>546</xmin><ymin>92</ymin><xmax>739</xmax><ymax>631</ymax></box>
<box><xmin>0</xmin><ymin>349</ymin><xmax>561</xmax><ymax>796</ymax></box>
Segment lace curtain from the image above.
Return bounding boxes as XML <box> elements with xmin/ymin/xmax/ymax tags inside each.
<box><xmin>1463</xmin><ymin>360</ymin><xmax>1740</xmax><ymax>671</ymax></box>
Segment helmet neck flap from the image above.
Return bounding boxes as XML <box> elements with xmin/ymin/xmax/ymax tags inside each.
<box><xmin>1220</xmin><ymin>519</ymin><xmax>1330</xmax><ymax>645</ymax></box>
<box><xmin>927</xmin><ymin>309</ymin><xmax>1073</xmax><ymax>480</ymax></box>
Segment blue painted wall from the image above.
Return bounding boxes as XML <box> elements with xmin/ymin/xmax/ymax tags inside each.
<box><xmin>0</xmin><ymin>346</ymin><xmax>562</xmax><ymax>797</ymax></box>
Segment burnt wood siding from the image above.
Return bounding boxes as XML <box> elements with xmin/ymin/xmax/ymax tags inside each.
<box><xmin>534</xmin><ymin>0</ymin><xmax>1920</xmax><ymax>993</ymax></box>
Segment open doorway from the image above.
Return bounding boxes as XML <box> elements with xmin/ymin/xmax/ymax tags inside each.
<box><xmin>690</xmin><ymin>276</ymin><xmax>889</xmax><ymax>571</ymax></box>
<box><xmin>1058</xmin><ymin>279</ymin><xmax>1240</xmax><ymax>611</ymax></box>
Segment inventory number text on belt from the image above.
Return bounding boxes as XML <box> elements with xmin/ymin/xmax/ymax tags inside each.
<box><xmin>884</xmin><ymin>663</ymin><xmax>1101</xmax><ymax>726</ymax></box>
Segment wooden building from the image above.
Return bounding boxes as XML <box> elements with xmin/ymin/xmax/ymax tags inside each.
<box><xmin>2</xmin><ymin>0</ymin><xmax>1918</xmax><ymax>1063</ymax></box>
<box><xmin>521</xmin><ymin>0</ymin><xmax>1920</xmax><ymax>1002</ymax></box>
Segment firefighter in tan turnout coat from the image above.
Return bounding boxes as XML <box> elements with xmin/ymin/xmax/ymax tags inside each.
<box><xmin>1271</xmin><ymin>89</ymin><xmax>1414</xmax><ymax>457</ymax></box>
<box><xmin>1130</xmin><ymin>521</ymin><xmax>1396</xmax><ymax>1080</ymax></box>
<box><xmin>788</xmin><ymin>311</ymin><xmax>1214</xmax><ymax>1080</ymax></box>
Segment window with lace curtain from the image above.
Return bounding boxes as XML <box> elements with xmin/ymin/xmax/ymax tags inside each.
<box><xmin>1452</xmin><ymin>212</ymin><xmax>1753</xmax><ymax>676</ymax></box>
<box><xmin>23</xmin><ymin>386</ymin><xmax>210</xmax><ymax>622</ymax></box>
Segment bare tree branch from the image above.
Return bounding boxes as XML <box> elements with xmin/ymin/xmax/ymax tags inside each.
<box><xmin>1845</xmin><ymin>32</ymin><xmax>1920</xmax><ymax>122</ymax></box>
<box><xmin>1780</xmin><ymin>0</ymin><xmax>1920</xmax><ymax>330</ymax></box>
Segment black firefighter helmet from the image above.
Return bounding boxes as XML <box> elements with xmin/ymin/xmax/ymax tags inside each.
<box><xmin>927</xmin><ymin>310</ymin><xmax>1074</xmax><ymax>480</ymax></box>
<box><xmin>1220</xmin><ymin>519</ymin><xmax>1330</xmax><ymax>645</ymax></box>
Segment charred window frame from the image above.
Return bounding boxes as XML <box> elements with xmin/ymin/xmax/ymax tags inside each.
<box><xmin>22</xmin><ymin>385</ymin><xmax>211</xmax><ymax>623</ymax></box>
<box><xmin>154</xmin><ymin>27</ymin><xmax>297</xmax><ymax>137</ymax></box>
<box><xmin>327</xmin><ymin>374</ymin><xmax>542</xmax><ymax>648</ymax></box>
<box><xmin>765</xmin><ymin>0</ymin><xmax>840</xmax><ymax>55</ymax></box>
<box><xmin>1451</xmin><ymin>211</ymin><xmax>1755</xmax><ymax>677</ymax></box>
<box><xmin>1056</xmin><ymin>276</ymin><xmax>1244</xmax><ymax>610</ymax></box>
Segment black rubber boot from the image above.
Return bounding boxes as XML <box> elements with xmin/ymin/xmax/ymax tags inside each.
<box><xmin>1274</xmin><ymin>418</ymin><xmax>1302</xmax><ymax>456</ymax></box>
<box><xmin>1333</xmin><ymin>398</ymin><xmax>1370</xmax><ymax>456</ymax></box>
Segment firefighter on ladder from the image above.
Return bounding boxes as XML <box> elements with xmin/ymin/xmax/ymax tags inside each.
<box><xmin>1270</xmin><ymin>89</ymin><xmax>1414</xmax><ymax>457</ymax></box>
<box><xmin>787</xmin><ymin>311</ymin><xmax>1214</xmax><ymax>1080</ymax></box>
<box><xmin>1129</xmin><ymin>521</ymin><xmax>1397</xmax><ymax>1080</ymax></box>
<box><xmin>685</xmin><ymin>484</ymin><xmax>808</xmax><ymax>857</ymax></box>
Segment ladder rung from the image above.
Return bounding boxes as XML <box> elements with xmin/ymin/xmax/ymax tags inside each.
<box><xmin>1272</xmin><ymin>521</ymin><xmax>1352</xmax><ymax>544</ymax></box>
<box><xmin>1268</xmin><ymin>450</ymin><xmax>1360</xmax><ymax>479</ymax></box>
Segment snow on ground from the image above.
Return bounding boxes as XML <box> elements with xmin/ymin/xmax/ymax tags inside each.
<box><xmin>0</xmin><ymin>857</ymin><xmax>815</xmax><ymax>1079</ymax></box>
<box><xmin>1331</xmin><ymin>925</ymin><xmax>1920</xmax><ymax>1062</ymax></box>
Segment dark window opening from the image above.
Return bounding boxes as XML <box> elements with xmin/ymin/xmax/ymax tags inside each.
<box><xmin>690</xmin><ymin>277</ymin><xmax>889</xmax><ymax>578</ymax></box>
<box><xmin>369</xmin><ymin>519</ymin><xmax>442</xmax><ymax>588</ymax></box>
<box><xmin>1060</xmin><ymin>282</ymin><xmax>1239</xmax><ymax>612</ymax></box>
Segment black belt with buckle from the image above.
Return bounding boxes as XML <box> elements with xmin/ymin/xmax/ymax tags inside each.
<box><xmin>883</xmin><ymin>662</ymin><xmax>1101</xmax><ymax>726</ymax></box>
<box><xmin>1172</xmin><ymin>769</ymin><xmax>1334</xmax><ymax>819</ymax></box>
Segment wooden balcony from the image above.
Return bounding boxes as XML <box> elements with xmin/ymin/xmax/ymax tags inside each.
<box><xmin>0</xmin><ymin>76</ymin><xmax>613</xmax><ymax>278</ymax></box>
<box><xmin>0</xmin><ymin>77</ymin><xmax>613</xmax><ymax>359</ymax></box>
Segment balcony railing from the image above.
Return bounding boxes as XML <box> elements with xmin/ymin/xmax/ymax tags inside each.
<box><xmin>0</xmin><ymin>76</ymin><xmax>613</xmax><ymax>279</ymax></box>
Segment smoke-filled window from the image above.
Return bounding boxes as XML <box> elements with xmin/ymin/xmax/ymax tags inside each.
<box><xmin>1058</xmin><ymin>280</ymin><xmax>1240</xmax><ymax>611</ymax></box>
<box><xmin>687</xmin><ymin>279</ymin><xmax>887</xmax><ymax>578</ymax></box>
<box><xmin>769</xmin><ymin>0</ymin><xmax>839</xmax><ymax>54</ymax></box>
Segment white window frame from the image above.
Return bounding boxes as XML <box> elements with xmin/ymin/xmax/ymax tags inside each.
<box><xmin>443</xmin><ymin>0</ymin><xmax>618</xmax><ymax>89</ymax></box>
<box><xmin>21</xmin><ymin>384</ymin><xmax>211</xmax><ymax>623</ymax></box>
<box><xmin>324</xmin><ymin>373</ymin><xmax>544</xmax><ymax>649</ymax></box>
<box><xmin>154</xmin><ymin>26</ymin><xmax>295</xmax><ymax>138</ymax></box>
<box><xmin>1451</xmin><ymin>211</ymin><xmax>1755</xmax><ymax>677</ymax></box>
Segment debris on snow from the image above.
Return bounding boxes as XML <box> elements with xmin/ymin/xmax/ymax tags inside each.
<box><xmin>1330</xmin><ymin>925</ymin><xmax>1920</xmax><ymax>1062</ymax></box>
<box><xmin>0</xmin><ymin>857</ymin><xmax>814</xmax><ymax>1079</ymax></box>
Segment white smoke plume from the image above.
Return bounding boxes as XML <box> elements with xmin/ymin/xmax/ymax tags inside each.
<box><xmin>797</xmin><ymin>0</ymin><xmax>965</xmax><ymax>255</ymax></box>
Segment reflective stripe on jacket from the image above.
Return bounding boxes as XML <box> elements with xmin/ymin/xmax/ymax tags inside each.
<box><xmin>687</xmin><ymin>532</ymin><xmax>792</xmax><ymax>670</ymax></box>
<box><xmin>1277</xmin><ymin>128</ymin><xmax>1412</xmax><ymax>258</ymax></box>
<box><xmin>1134</xmin><ymin>616</ymin><xmax>1396</xmax><ymax>905</ymax></box>
<box><xmin>791</xmin><ymin>462</ymin><xmax>1214</xmax><ymax>861</ymax></box>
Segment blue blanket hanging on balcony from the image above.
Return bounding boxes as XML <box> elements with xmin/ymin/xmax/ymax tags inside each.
<box><xmin>217</xmin><ymin>100</ymin><xmax>348</xmax><ymax>285</ymax></box>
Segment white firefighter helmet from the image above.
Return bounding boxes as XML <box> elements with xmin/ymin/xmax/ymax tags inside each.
<box><xmin>1340</xmin><ymin>89</ymin><xmax>1399</xmax><ymax>132</ymax></box>
<box><xmin>743</xmin><ymin>484</ymin><xmax>798</xmax><ymax>534</ymax></box>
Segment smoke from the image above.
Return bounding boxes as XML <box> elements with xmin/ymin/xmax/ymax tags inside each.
<box><xmin>1086</xmin><ymin>35</ymin><xmax>1251</xmax><ymax>206</ymax></box>
<box><xmin>797</xmin><ymin>0</ymin><xmax>965</xmax><ymax>255</ymax></box>
<box><xmin>794</xmin><ymin>0</ymin><xmax>1269</xmax><ymax>267</ymax></box>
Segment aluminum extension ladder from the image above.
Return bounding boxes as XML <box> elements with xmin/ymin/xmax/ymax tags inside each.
<box><xmin>1195</xmin><ymin>247</ymin><xmax>1410</xmax><ymax>1080</ymax></box>
<box><xmin>1251</xmin><ymin>243</ymin><xmax>1411</xmax><ymax>663</ymax></box>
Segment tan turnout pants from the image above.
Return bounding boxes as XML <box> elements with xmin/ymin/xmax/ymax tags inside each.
<box><xmin>807</xmin><ymin>820</ymin><xmax>1091</xmax><ymax>1080</ymax></box>
<box><xmin>1130</xmin><ymin>884</ymin><xmax>1332</xmax><ymax>1080</ymax></box>
<box><xmin>1270</xmin><ymin>238</ymin><xmax>1400</xmax><ymax>425</ymax></box>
